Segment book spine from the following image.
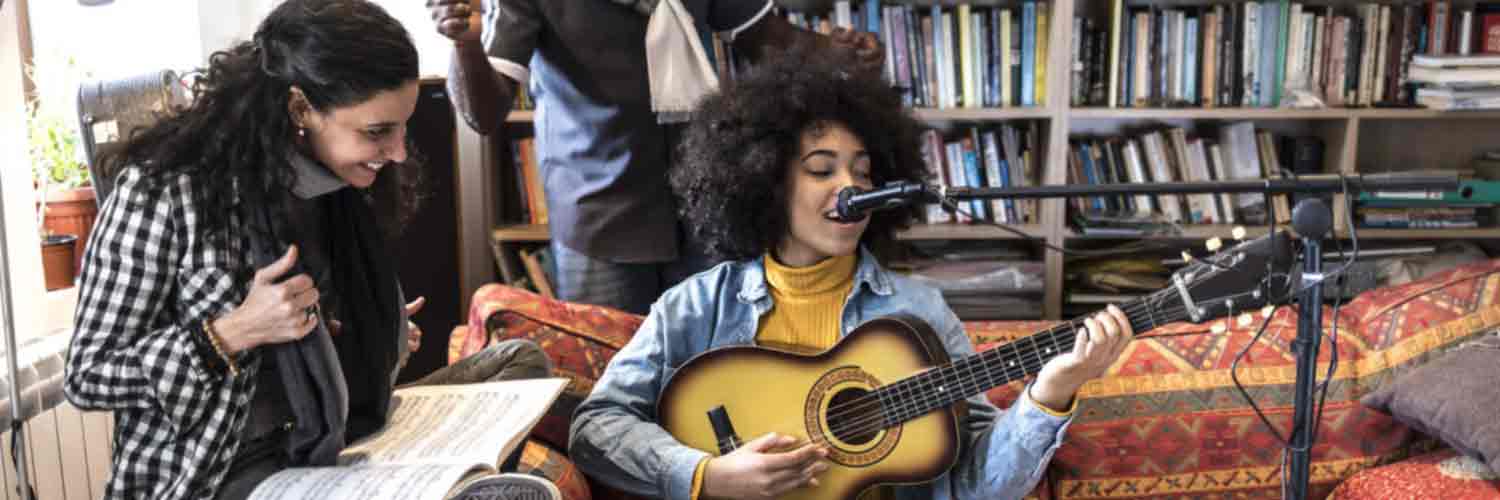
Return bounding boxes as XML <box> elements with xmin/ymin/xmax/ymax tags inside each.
<box><xmin>1021</xmin><ymin>2</ymin><xmax>1036</xmax><ymax>106</ymax></box>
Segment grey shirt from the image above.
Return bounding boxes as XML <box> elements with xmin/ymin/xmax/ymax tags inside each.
<box><xmin>481</xmin><ymin>0</ymin><xmax>772</xmax><ymax>263</ymax></box>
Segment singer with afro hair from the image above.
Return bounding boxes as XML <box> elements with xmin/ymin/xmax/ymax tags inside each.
<box><xmin>670</xmin><ymin>42</ymin><xmax>932</xmax><ymax>263</ymax></box>
<box><xmin>569</xmin><ymin>41</ymin><xmax>1136</xmax><ymax>500</ymax></box>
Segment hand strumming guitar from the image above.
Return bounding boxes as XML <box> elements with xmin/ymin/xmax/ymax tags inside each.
<box><xmin>1029</xmin><ymin>304</ymin><xmax>1134</xmax><ymax>412</ymax></box>
<box><xmin>702</xmin><ymin>432</ymin><xmax>829</xmax><ymax>500</ymax></box>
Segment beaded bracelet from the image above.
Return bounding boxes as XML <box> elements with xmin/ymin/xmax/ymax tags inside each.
<box><xmin>200</xmin><ymin>319</ymin><xmax>239</xmax><ymax>376</ymax></box>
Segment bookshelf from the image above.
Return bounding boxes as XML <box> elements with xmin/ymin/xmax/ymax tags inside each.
<box><xmin>489</xmin><ymin>0</ymin><xmax>1500</xmax><ymax>320</ymax></box>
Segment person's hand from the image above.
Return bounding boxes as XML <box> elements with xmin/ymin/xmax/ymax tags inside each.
<box><xmin>404</xmin><ymin>296</ymin><xmax>426</xmax><ymax>354</ymax></box>
<box><xmin>427</xmin><ymin>0</ymin><xmax>482</xmax><ymax>45</ymax></box>
<box><xmin>213</xmin><ymin>245</ymin><xmax>320</xmax><ymax>355</ymax></box>
<box><xmin>701</xmin><ymin>433</ymin><xmax>829</xmax><ymax>499</ymax></box>
<box><xmin>1030</xmin><ymin>305</ymin><xmax>1133</xmax><ymax>411</ymax></box>
<box><xmin>829</xmin><ymin>28</ymin><xmax>883</xmax><ymax>76</ymax></box>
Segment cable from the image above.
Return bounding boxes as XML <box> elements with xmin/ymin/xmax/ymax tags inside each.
<box><xmin>937</xmin><ymin>175</ymin><xmax>1365</xmax><ymax>499</ymax></box>
<box><xmin>1305</xmin><ymin>177</ymin><xmax>1359</xmax><ymax>461</ymax></box>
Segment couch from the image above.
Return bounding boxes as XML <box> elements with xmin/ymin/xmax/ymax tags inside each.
<box><xmin>454</xmin><ymin>259</ymin><xmax>1500</xmax><ymax>499</ymax></box>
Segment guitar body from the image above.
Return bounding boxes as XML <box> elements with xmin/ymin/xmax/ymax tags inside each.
<box><xmin>658</xmin><ymin>316</ymin><xmax>965</xmax><ymax>500</ymax></box>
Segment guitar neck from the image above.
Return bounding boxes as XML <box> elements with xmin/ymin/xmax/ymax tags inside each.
<box><xmin>875</xmin><ymin>292</ymin><xmax>1182</xmax><ymax>426</ymax></box>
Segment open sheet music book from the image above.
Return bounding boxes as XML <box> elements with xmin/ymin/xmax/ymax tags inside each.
<box><xmin>248</xmin><ymin>378</ymin><xmax>567</xmax><ymax>500</ymax></box>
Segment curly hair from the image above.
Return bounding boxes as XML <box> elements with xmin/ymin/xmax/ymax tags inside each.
<box><xmin>103</xmin><ymin>0</ymin><xmax>423</xmax><ymax>254</ymax></box>
<box><xmin>671</xmin><ymin>43</ymin><xmax>930</xmax><ymax>263</ymax></box>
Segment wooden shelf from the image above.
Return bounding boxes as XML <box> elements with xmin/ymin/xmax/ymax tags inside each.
<box><xmin>1072</xmin><ymin>108</ymin><xmax>1355</xmax><ymax>120</ymax></box>
<box><xmin>911</xmin><ymin>107</ymin><xmax>1053</xmax><ymax>121</ymax></box>
<box><xmin>1350</xmin><ymin>109</ymin><xmax>1500</xmax><ymax>120</ymax></box>
<box><xmin>1343</xmin><ymin>227</ymin><xmax>1500</xmax><ymax>239</ymax></box>
<box><xmin>1070</xmin><ymin>107</ymin><xmax>1500</xmax><ymax>120</ymax></box>
<box><xmin>491</xmin><ymin>224</ymin><xmax>550</xmax><ymax>243</ymax></box>
<box><xmin>508</xmin><ymin>108</ymin><xmax>1056</xmax><ymax>123</ymax></box>
<box><xmin>896</xmin><ymin>223</ymin><xmax>1048</xmax><ymax>240</ymax></box>
<box><xmin>1065</xmin><ymin>224</ymin><xmax>1273</xmax><ymax>241</ymax></box>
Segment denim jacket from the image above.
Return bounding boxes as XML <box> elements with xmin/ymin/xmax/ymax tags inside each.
<box><xmin>569</xmin><ymin>248</ymin><xmax>1070</xmax><ymax>500</ymax></box>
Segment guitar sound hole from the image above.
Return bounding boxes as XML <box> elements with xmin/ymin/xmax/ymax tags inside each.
<box><xmin>827</xmin><ymin>388</ymin><xmax>879</xmax><ymax>445</ymax></box>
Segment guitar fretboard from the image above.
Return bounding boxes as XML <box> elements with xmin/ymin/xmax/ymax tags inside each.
<box><xmin>871</xmin><ymin>290</ymin><xmax>1188</xmax><ymax>427</ymax></box>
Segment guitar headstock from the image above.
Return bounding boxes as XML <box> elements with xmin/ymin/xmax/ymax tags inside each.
<box><xmin>1166</xmin><ymin>229</ymin><xmax>1296</xmax><ymax>325</ymax></box>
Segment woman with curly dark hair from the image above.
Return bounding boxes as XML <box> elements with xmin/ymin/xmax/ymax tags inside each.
<box><xmin>570</xmin><ymin>45</ymin><xmax>1135</xmax><ymax>500</ymax></box>
<box><xmin>63</xmin><ymin>1</ymin><xmax>557</xmax><ymax>499</ymax></box>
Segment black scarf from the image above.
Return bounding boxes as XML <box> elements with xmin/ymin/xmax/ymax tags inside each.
<box><xmin>247</xmin><ymin>186</ymin><xmax>401</xmax><ymax>466</ymax></box>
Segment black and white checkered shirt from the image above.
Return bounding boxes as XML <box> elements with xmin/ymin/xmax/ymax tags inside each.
<box><xmin>65</xmin><ymin>167</ymin><xmax>261</xmax><ymax>499</ymax></box>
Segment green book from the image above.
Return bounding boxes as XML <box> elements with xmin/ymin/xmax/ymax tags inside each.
<box><xmin>1358</xmin><ymin>179</ymin><xmax>1500</xmax><ymax>204</ymax></box>
<box><xmin>1273</xmin><ymin>0</ymin><xmax>1289</xmax><ymax>107</ymax></box>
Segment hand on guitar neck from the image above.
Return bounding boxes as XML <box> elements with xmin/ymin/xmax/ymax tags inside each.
<box><xmin>1028</xmin><ymin>304</ymin><xmax>1135</xmax><ymax>412</ymax></box>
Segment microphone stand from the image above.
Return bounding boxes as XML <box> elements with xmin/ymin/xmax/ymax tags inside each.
<box><xmin>880</xmin><ymin>174</ymin><xmax>1455</xmax><ymax>500</ymax></box>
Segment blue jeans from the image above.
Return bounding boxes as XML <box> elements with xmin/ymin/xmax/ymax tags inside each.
<box><xmin>550</xmin><ymin>241</ymin><xmax>713</xmax><ymax>315</ymax></box>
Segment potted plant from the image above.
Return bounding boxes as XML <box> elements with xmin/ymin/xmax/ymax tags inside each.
<box><xmin>28</xmin><ymin>95</ymin><xmax>96</xmax><ymax>289</ymax></box>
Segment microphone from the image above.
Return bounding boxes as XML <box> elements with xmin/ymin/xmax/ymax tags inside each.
<box><xmin>831</xmin><ymin>182</ymin><xmax>932</xmax><ymax>223</ymax></box>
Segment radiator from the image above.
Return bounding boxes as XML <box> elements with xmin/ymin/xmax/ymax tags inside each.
<box><xmin>1</xmin><ymin>403</ymin><xmax>113</xmax><ymax>500</ymax></box>
<box><xmin>0</xmin><ymin>328</ymin><xmax>112</xmax><ymax>500</ymax></box>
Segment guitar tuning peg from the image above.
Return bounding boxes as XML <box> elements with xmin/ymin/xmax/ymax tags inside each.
<box><xmin>1232</xmin><ymin>226</ymin><xmax>1247</xmax><ymax>240</ymax></box>
<box><xmin>1206</xmin><ymin>237</ymin><xmax>1223</xmax><ymax>252</ymax></box>
<box><xmin>1261</xmin><ymin>305</ymin><xmax>1275</xmax><ymax>318</ymax></box>
<box><xmin>1236</xmin><ymin>313</ymin><xmax>1253</xmax><ymax>328</ymax></box>
<box><xmin>1211</xmin><ymin>322</ymin><xmax>1227</xmax><ymax>334</ymax></box>
<box><xmin>1181</xmin><ymin>250</ymin><xmax>1194</xmax><ymax>262</ymax></box>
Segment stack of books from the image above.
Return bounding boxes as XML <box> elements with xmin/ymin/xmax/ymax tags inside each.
<box><xmin>1356</xmin><ymin>172</ymin><xmax>1500</xmax><ymax>229</ymax></box>
<box><xmin>1411</xmin><ymin>54</ymin><xmax>1500</xmax><ymax>109</ymax></box>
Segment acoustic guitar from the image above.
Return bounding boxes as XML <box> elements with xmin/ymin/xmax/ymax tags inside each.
<box><xmin>659</xmin><ymin>231</ymin><xmax>1293</xmax><ymax>499</ymax></box>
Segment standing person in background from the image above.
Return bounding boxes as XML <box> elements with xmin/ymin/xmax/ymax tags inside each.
<box><xmin>426</xmin><ymin>0</ymin><xmax>883</xmax><ymax>315</ymax></box>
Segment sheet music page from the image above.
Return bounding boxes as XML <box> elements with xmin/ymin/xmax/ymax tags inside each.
<box><xmin>338</xmin><ymin>378</ymin><xmax>567</xmax><ymax>467</ymax></box>
<box><xmin>247</xmin><ymin>463</ymin><xmax>482</xmax><ymax>500</ymax></box>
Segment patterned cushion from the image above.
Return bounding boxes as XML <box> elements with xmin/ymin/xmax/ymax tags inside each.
<box><xmin>514</xmin><ymin>439</ymin><xmax>592</xmax><ymax>500</ymax></box>
<box><xmin>1041</xmin><ymin>258</ymin><xmax>1500</xmax><ymax>499</ymax></box>
<box><xmin>452</xmin><ymin>284</ymin><xmax>643</xmax><ymax>450</ymax></box>
<box><xmin>1361</xmin><ymin>333</ymin><xmax>1500</xmax><ymax>477</ymax></box>
<box><xmin>1328</xmin><ymin>449</ymin><xmax>1500</xmax><ymax>499</ymax></box>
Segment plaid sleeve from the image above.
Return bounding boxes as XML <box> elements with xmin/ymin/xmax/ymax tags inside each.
<box><xmin>64</xmin><ymin>169</ymin><xmax>239</xmax><ymax>426</ymax></box>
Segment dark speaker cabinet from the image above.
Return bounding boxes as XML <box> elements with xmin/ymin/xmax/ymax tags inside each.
<box><xmin>395</xmin><ymin>80</ymin><xmax>461</xmax><ymax>383</ymax></box>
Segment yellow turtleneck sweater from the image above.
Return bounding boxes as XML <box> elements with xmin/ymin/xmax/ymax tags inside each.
<box><xmin>755</xmin><ymin>253</ymin><xmax>858</xmax><ymax>352</ymax></box>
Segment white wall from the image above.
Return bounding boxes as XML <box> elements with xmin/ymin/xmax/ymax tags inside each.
<box><xmin>193</xmin><ymin>0</ymin><xmax>454</xmax><ymax>78</ymax></box>
<box><xmin>195</xmin><ymin>0</ymin><xmax>273</xmax><ymax>62</ymax></box>
<box><xmin>3</xmin><ymin>0</ymin><xmax>49</xmax><ymax>341</ymax></box>
<box><xmin>369</xmin><ymin>0</ymin><xmax>456</xmax><ymax>78</ymax></box>
<box><xmin>28</xmin><ymin>0</ymin><xmax>204</xmax><ymax>80</ymax></box>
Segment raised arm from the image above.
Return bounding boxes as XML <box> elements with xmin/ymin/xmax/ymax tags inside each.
<box><xmin>428</xmin><ymin>0</ymin><xmax>526</xmax><ymax>135</ymax></box>
<box><xmin>732</xmin><ymin>13</ymin><xmax>884</xmax><ymax>74</ymax></box>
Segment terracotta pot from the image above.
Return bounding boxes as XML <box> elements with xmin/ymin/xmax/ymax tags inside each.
<box><xmin>42</xmin><ymin>186</ymin><xmax>98</xmax><ymax>274</ymax></box>
<box><xmin>41</xmin><ymin>234</ymin><xmax>78</xmax><ymax>291</ymax></box>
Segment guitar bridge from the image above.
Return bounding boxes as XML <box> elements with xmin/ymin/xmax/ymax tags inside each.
<box><xmin>707</xmin><ymin>405</ymin><xmax>741</xmax><ymax>455</ymax></box>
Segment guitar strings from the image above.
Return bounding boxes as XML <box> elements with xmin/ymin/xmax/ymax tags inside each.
<box><xmin>823</xmin><ymin>277</ymin><xmax>1270</xmax><ymax>439</ymax></box>
<box><xmin>823</xmin><ymin>280</ymin><xmax>1268</xmax><ymax>433</ymax></box>
<box><xmin>822</xmin><ymin>299</ymin><xmax>1202</xmax><ymax>439</ymax></box>
<box><xmin>822</xmin><ymin>298</ymin><xmax>1190</xmax><ymax>432</ymax></box>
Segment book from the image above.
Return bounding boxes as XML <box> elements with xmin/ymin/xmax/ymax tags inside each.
<box><xmin>522</xmin><ymin>244</ymin><xmax>558</xmax><ymax>295</ymax></box>
<box><xmin>1411</xmin><ymin>53</ymin><xmax>1500</xmax><ymax>66</ymax></box>
<box><xmin>248</xmin><ymin>378</ymin><xmax>568</xmax><ymax>500</ymax></box>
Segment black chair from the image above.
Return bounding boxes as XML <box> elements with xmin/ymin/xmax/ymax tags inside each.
<box><xmin>75</xmin><ymin>69</ymin><xmax>187</xmax><ymax>203</ymax></box>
